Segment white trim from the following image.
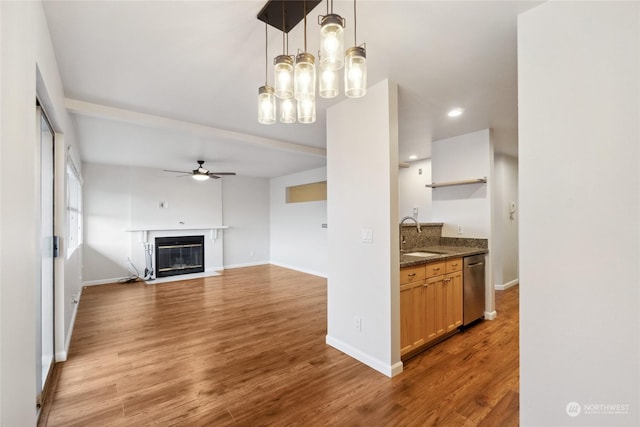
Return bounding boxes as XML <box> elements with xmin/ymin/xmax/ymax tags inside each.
<box><xmin>495</xmin><ymin>278</ymin><xmax>519</xmax><ymax>291</ymax></box>
<box><xmin>325</xmin><ymin>335</ymin><xmax>403</xmax><ymax>378</ymax></box>
<box><xmin>270</xmin><ymin>261</ymin><xmax>327</xmax><ymax>278</ymax></box>
<box><xmin>223</xmin><ymin>260</ymin><xmax>270</xmax><ymax>270</ymax></box>
<box><xmin>82</xmin><ymin>277</ymin><xmax>123</xmax><ymax>286</ymax></box>
<box><xmin>55</xmin><ymin>288</ymin><xmax>82</xmax><ymax>362</ymax></box>
<box><xmin>484</xmin><ymin>310</ymin><xmax>497</xmax><ymax>320</ymax></box>
<box><xmin>145</xmin><ymin>270</ymin><xmax>221</xmax><ymax>285</ymax></box>
<box><xmin>65</xmin><ymin>98</ymin><xmax>326</xmax><ymax>157</ymax></box>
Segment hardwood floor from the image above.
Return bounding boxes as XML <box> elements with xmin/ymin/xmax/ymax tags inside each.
<box><xmin>42</xmin><ymin>265</ymin><xmax>519</xmax><ymax>426</ymax></box>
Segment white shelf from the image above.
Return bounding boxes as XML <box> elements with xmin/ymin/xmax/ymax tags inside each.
<box><xmin>425</xmin><ymin>177</ymin><xmax>487</xmax><ymax>189</ymax></box>
<box><xmin>125</xmin><ymin>226</ymin><xmax>229</xmax><ymax>242</ymax></box>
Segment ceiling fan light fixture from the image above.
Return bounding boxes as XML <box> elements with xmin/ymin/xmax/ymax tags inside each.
<box><xmin>192</xmin><ymin>173</ymin><xmax>210</xmax><ymax>181</ymax></box>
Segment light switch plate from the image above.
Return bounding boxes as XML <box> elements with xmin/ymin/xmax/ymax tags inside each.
<box><xmin>361</xmin><ymin>228</ymin><xmax>373</xmax><ymax>243</ymax></box>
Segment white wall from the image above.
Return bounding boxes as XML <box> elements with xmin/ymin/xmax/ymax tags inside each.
<box><xmin>398</xmin><ymin>158</ymin><xmax>432</xmax><ymax>222</ymax></box>
<box><xmin>431</xmin><ymin>129</ymin><xmax>492</xmax><ymax>238</ymax></box>
<box><xmin>83</xmin><ymin>163</ymin><xmax>226</xmax><ymax>283</ymax></box>
<box><xmin>326</xmin><ymin>79</ymin><xmax>401</xmax><ymax>377</ymax></box>
<box><xmin>222</xmin><ymin>176</ymin><xmax>270</xmax><ymax>268</ymax></box>
<box><xmin>1</xmin><ymin>1</ymin><xmax>82</xmax><ymax>423</ymax></box>
<box><xmin>83</xmin><ymin>163</ymin><xmax>131</xmax><ymax>281</ymax></box>
<box><xmin>269</xmin><ymin>167</ymin><xmax>327</xmax><ymax>277</ymax></box>
<box><xmin>494</xmin><ymin>154</ymin><xmax>518</xmax><ymax>288</ymax></box>
<box><xmin>430</xmin><ymin>129</ymin><xmax>496</xmax><ymax>316</ymax></box>
<box><xmin>518</xmin><ymin>2</ymin><xmax>639</xmax><ymax>426</ymax></box>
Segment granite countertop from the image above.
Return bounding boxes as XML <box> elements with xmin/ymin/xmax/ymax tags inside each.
<box><xmin>400</xmin><ymin>246</ymin><xmax>488</xmax><ymax>268</ymax></box>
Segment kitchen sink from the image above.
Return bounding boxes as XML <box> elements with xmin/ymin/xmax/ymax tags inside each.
<box><xmin>403</xmin><ymin>251</ymin><xmax>442</xmax><ymax>257</ymax></box>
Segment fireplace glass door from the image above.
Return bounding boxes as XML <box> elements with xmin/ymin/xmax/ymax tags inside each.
<box><xmin>155</xmin><ymin>236</ymin><xmax>205</xmax><ymax>277</ymax></box>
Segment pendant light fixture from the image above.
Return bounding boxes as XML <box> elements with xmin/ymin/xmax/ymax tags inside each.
<box><xmin>318</xmin><ymin>0</ymin><xmax>343</xmax><ymax>98</ymax></box>
<box><xmin>344</xmin><ymin>0</ymin><xmax>366</xmax><ymax>98</ymax></box>
<box><xmin>280</xmin><ymin>98</ymin><xmax>297</xmax><ymax>123</ymax></box>
<box><xmin>256</xmin><ymin>0</ymin><xmax>367</xmax><ymax>124</ymax></box>
<box><xmin>294</xmin><ymin>0</ymin><xmax>316</xmax><ymax>124</ymax></box>
<box><xmin>318</xmin><ymin>0</ymin><xmax>345</xmax><ymax>71</ymax></box>
<box><xmin>274</xmin><ymin>4</ymin><xmax>294</xmax><ymax>100</ymax></box>
<box><xmin>297</xmin><ymin>98</ymin><xmax>316</xmax><ymax>124</ymax></box>
<box><xmin>319</xmin><ymin>67</ymin><xmax>339</xmax><ymax>98</ymax></box>
<box><xmin>258</xmin><ymin>20</ymin><xmax>276</xmax><ymax>124</ymax></box>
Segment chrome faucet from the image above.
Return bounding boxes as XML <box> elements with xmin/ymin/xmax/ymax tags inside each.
<box><xmin>400</xmin><ymin>216</ymin><xmax>422</xmax><ymax>252</ymax></box>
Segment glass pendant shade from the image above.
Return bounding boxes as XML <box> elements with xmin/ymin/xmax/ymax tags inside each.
<box><xmin>279</xmin><ymin>98</ymin><xmax>296</xmax><ymax>123</ymax></box>
<box><xmin>320</xmin><ymin>14</ymin><xmax>345</xmax><ymax>71</ymax></box>
<box><xmin>274</xmin><ymin>55</ymin><xmax>294</xmax><ymax>99</ymax></box>
<box><xmin>258</xmin><ymin>85</ymin><xmax>276</xmax><ymax>125</ymax></box>
<box><xmin>345</xmin><ymin>46</ymin><xmax>367</xmax><ymax>98</ymax></box>
<box><xmin>297</xmin><ymin>97</ymin><xmax>316</xmax><ymax>124</ymax></box>
<box><xmin>319</xmin><ymin>67</ymin><xmax>339</xmax><ymax>98</ymax></box>
<box><xmin>294</xmin><ymin>52</ymin><xmax>316</xmax><ymax>101</ymax></box>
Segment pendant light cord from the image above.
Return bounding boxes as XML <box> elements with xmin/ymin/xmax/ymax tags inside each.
<box><xmin>354</xmin><ymin>0</ymin><xmax>357</xmax><ymax>46</ymax></box>
<box><xmin>264</xmin><ymin>20</ymin><xmax>268</xmax><ymax>85</ymax></box>
<box><xmin>303</xmin><ymin>0</ymin><xmax>307</xmax><ymax>53</ymax></box>
<box><xmin>281</xmin><ymin>2</ymin><xmax>286</xmax><ymax>55</ymax></box>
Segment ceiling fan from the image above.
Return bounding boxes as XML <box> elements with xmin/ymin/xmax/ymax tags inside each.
<box><xmin>164</xmin><ymin>160</ymin><xmax>237</xmax><ymax>181</ymax></box>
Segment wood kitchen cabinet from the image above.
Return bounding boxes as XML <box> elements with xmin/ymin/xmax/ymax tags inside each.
<box><xmin>400</xmin><ymin>276</ymin><xmax>426</xmax><ymax>355</ymax></box>
<box><xmin>400</xmin><ymin>257</ymin><xmax>463</xmax><ymax>358</ymax></box>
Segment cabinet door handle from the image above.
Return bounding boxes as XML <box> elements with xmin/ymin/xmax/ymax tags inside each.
<box><xmin>407</xmin><ymin>273</ymin><xmax>416</xmax><ymax>277</ymax></box>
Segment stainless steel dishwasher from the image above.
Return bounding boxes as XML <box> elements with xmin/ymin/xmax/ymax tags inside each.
<box><xmin>463</xmin><ymin>254</ymin><xmax>486</xmax><ymax>325</ymax></box>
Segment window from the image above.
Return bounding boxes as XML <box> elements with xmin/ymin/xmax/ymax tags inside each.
<box><xmin>66</xmin><ymin>162</ymin><xmax>82</xmax><ymax>258</ymax></box>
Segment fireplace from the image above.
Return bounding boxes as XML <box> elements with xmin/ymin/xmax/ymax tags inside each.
<box><xmin>155</xmin><ymin>235</ymin><xmax>205</xmax><ymax>278</ymax></box>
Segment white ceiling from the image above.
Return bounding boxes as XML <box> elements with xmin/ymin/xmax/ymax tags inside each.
<box><xmin>43</xmin><ymin>0</ymin><xmax>541</xmax><ymax>178</ymax></box>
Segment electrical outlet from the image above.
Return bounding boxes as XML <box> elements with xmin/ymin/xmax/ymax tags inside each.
<box><xmin>457</xmin><ymin>225</ymin><xmax>463</xmax><ymax>234</ymax></box>
<box><xmin>354</xmin><ymin>316</ymin><xmax>362</xmax><ymax>332</ymax></box>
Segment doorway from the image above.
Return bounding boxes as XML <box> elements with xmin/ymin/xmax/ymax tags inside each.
<box><xmin>36</xmin><ymin>104</ymin><xmax>55</xmax><ymax>408</ymax></box>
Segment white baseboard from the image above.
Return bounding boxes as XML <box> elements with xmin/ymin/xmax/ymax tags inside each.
<box><xmin>146</xmin><ymin>270</ymin><xmax>221</xmax><ymax>285</ymax></box>
<box><xmin>223</xmin><ymin>260</ymin><xmax>270</xmax><ymax>269</ymax></box>
<box><xmin>270</xmin><ymin>261</ymin><xmax>327</xmax><ymax>278</ymax></box>
<box><xmin>325</xmin><ymin>335</ymin><xmax>403</xmax><ymax>378</ymax></box>
<box><xmin>55</xmin><ymin>287</ymin><xmax>82</xmax><ymax>362</ymax></box>
<box><xmin>495</xmin><ymin>278</ymin><xmax>519</xmax><ymax>291</ymax></box>
<box><xmin>484</xmin><ymin>310</ymin><xmax>497</xmax><ymax>320</ymax></box>
<box><xmin>82</xmin><ymin>277</ymin><xmax>123</xmax><ymax>286</ymax></box>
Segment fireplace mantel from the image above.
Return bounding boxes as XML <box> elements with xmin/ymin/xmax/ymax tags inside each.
<box><xmin>125</xmin><ymin>226</ymin><xmax>229</xmax><ymax>242</ymax></box>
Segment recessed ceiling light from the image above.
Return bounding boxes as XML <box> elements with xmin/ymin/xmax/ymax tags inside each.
<box><xmin>448</xmin><ymin>108</ymin><xmax>464</xmax><ymax>117</ymax></box>
<box><xmin>409</xmin><ymin>155</ymin><xmax>418</xmax><ymax>160</ymax></box>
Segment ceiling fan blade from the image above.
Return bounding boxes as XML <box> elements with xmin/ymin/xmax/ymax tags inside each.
<box><xmin>208</xmin><ymin>172</ymin><xmax>236</xmax><ymax>176</ymax></box>
<box><xmin>210</xmin><ymin>175</ymin><xmax>221</xmax><ymax>179</ymax></box>
<box><xmin>163</xmin><ymin>169</ymin><xmax>191</xmax><ymax>174</ymax></box>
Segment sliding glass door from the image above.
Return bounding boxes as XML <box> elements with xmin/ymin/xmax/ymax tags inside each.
<box><xmin>37</xmin><ymin>106</ymin><xmax>55</xmax><ymax>403</ymax></box>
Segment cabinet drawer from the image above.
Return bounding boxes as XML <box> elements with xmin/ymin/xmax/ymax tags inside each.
<box><xmin>425</xmin><ymin>261</ymin><xmax>446</xmax><ymax>278</ymax></box>
<box><xmin>446</xmin><ymin>257</ymin><xmax>463</xmax><ymax>273</ymax></box>
<box><xmin>400</xmin><ymin>265</ymin><xmax>425</xmax><ymax>284</ymax></box>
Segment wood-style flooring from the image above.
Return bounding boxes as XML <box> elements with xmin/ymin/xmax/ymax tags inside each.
<box><xmin>42</xmin><ymin>264</ymin><xmax>519</xmax><ymax>426</ymax></box>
